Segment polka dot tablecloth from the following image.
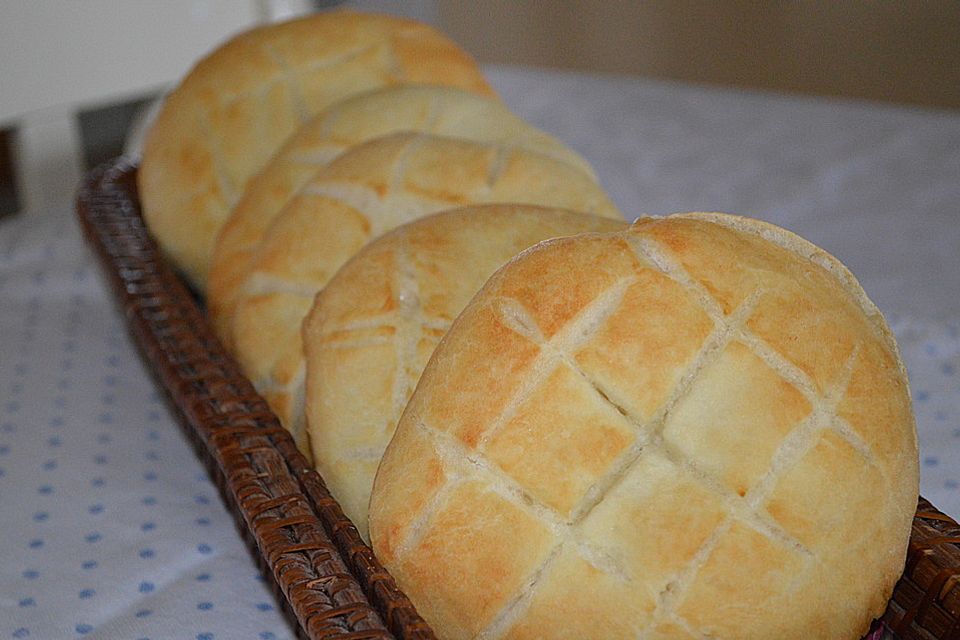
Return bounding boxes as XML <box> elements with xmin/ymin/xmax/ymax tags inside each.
<box><xmin>2</xmin><ymin>66</ymin><xmax>959</xmax><ymax>638</ymax></box>
<box><xmin>0</xmin><ymin>186</ymin><xmax>294</xmax><ymax>636</ymax></box>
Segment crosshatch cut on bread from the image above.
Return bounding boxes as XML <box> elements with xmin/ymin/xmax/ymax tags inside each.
<box><xmin>207</xmin><ymin>84</ymin><xmax>600</xmax><ymax>344</ymax></box>
<box><xmin>369</xmin><ymin>213</ymin><xmax>918</xmax><ymax>640</ymax></box>
<box><xmin>138</xmin><ymin>10</ymin><xmax>494</xmax><ymax>291</ymax></box>
<box><xmin>222</xmin><ymin>132</ymin><xmax>623</xmax><ymax>461</ymax></box>
<box><xmin>302</xmin><ymin>205</ymin><xmax>626</xmax><ymax>540</ymax></box>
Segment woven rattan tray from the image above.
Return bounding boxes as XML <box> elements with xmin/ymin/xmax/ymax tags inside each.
<box><xmin>76</xmin><ymin>157</ymin><xmax>960</xmax><ymax>640</ymax></box>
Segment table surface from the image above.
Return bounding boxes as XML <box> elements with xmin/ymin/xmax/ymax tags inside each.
<box><xmin>2</xmin><ymin>64</ymin><xmax>958</xmax><ymax>639</ymax></box>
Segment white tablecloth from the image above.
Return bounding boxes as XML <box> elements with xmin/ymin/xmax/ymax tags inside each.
<box><xmin>2</xmin><ymin>65</ymin><xmax>958</xmax><ymax>639</ymax></box>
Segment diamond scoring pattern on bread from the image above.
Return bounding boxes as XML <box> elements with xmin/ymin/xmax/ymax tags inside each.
<box><xmin>207</xmin><ymin>85</ymin><xmax>598</xmax><ymax>336</ymax></box>
<box><xmin>171</xmin><ymin>36</ymin><xmax>357</xmax><ymax>199</ymax></box>
<box><xmin>302</xmin><ymin>208</ymin><xmax>626</xmax><ymax>537</ymax></box>
<box><xmin>140</xmin><ymin>12</ymin><xmax>496</xmax><ymax>289</ymax></box>
<box><xmin>259</xmin><ymin>42</ymin><xmax>315</xmax><ymax>123</ymax></box>
<box><xmin>393</xmin><ymin>280</ymin><xmax>828</xmax><ymax>637</ymax></box>
<box><xmin>224</xmin><ymin>133</ymin><xmax>622</xmax><ymax>459</ymax></box>
<box><xmin>371</xmin><ymin>214</ymin><xmax>916</xmax><ymax>640</ymax></box>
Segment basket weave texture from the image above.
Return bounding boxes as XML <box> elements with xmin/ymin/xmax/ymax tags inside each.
<box><xmin>75</xmin><ymin>157</ymin><xmax>960</xmax><ymax>640</ymax></box>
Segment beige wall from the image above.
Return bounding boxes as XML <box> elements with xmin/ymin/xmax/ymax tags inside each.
<box><xmin>440</xmin><ymin>2</ymin><xmax>960</xmax><ymax>110</ymax></box>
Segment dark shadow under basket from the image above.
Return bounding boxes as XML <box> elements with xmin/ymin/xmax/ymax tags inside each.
<box><xmin>75</xmin><ymin>157</ymin><xmax>960</xmax><ymax>640</ymax></box>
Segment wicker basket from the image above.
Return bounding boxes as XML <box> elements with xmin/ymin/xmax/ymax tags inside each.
<box><xmin>75</xmin><ymin>157</ymin><xmax>960</xmax><ymax>640</ymax></box>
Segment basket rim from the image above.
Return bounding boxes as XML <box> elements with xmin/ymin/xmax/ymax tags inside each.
<box><xmin>75</xmin><ymin>156</ymin><xmax>435</xmax><ymax>640</ymax></box>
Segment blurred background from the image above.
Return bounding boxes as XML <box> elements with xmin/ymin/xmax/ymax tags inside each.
<box><xmin>1</xmin><ymin>0</ymin><xmax>958</xmax><ymax>218</ymax></box>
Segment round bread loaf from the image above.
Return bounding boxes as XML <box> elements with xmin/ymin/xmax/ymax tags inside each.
<box><xmin>227</xmin><ymin>132</ymin><xmax>622</xmax><ymax>459</ymax></box>
<box><xmin>139</xmin><ymin>11</ymin><xmax>493</xmax><ymax>290</ymax></box>
<box><xmin>208</xmin><ymin>85</ymin><xmax>599</xmax><ymax>341</ymax></box>
<box><xmin>303</xmin><ymin>205</ymin><xmax>625</xmax><ymax>539</ymax></box>
<box><xmin>369</xmin><ymin>213</ymin><xmax>918</xmax><ymax>640</ymax></box>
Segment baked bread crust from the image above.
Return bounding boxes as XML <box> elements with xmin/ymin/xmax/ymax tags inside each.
<box><xmin>369</xmin><ymin>213</ymin><xmax>918</xmax><ymax>640</ymax></box>
<box><xmin>302</xmin><ymin>205</ymin><xmax>625</xmax><ymax>539</ymax></box>
<box><xmin>226</xmin><ymin>132</ymin><xmax>622</xmax><ymax>460</ymax></box>
<box><xmin>208</xmin><ymin>85</ymin><xmax>599</xmax><ymax>343</ymax></box>
<box><xmin>139</xmin><ymin>11</ymin><xmax>493</xmax><ymax>290</ymax></box>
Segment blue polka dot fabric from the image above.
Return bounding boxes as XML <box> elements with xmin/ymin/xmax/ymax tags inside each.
<box><xmin>0</xmin><ymin>206</ymin><xmax>294</xmax><ymax>639</ymax></box>
<box><xmin>892</xmin><ymin>319</ymin><xmax>960</xmax><ymax>511</ymax></box>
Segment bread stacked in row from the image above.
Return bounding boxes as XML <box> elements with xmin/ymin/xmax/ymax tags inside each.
<box><xmin>139</xmin><ymin>11</ymin><xmax>918</xmax><ymax>640</ymax></box>
<box><xmin>140</xmin><ymin>11</ymin><xmax>495</xmax><ymax>289</ymax></box>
